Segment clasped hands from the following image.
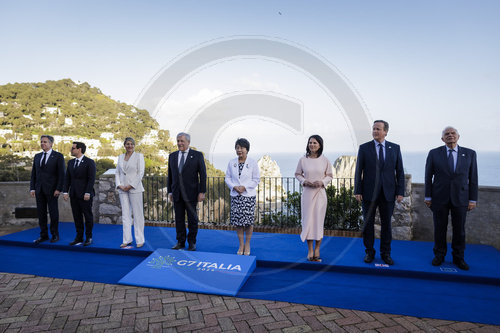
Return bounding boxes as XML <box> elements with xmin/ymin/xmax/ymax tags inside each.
<box><xmin>233</xmin><ymin>185</ymin><xmax>246</xmax><ymax>194</ymax></box>
<box><xmin>118</xmin><ymin>185</ymin><xmax>133</xmax><ymax>192</ymax></box>
<box><xmin>302</xmin><ymin>180</ymin><xmax>324</xmax><ymax>188</ymax></box>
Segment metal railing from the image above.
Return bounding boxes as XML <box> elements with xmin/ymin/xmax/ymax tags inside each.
<box><xmin>143</xmin><ymin>176</ymin><xmax>362</xmax><ymax>231</ymax></box>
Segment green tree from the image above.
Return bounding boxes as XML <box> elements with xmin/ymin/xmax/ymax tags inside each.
<box><xmin>95</xmin><ymin>158</ymin><xmax>116</xmax><ymax>177</ymax></box>
<box><xmin>0</xmin><ymin>154</ymin><xmax>32</xmax><ymax>181</ymax></box>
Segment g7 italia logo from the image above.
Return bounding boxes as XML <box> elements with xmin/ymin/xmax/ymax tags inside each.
<box><xmin>147</xmin><ymin>255</ymin><xmax>242</xmax><ymax>272</ymax></box>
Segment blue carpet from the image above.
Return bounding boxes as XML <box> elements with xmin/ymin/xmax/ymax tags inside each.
<box><xmin>1</xmin><ymin>222</ymin><xmax>499</xmax><ymax>325</ymax></box>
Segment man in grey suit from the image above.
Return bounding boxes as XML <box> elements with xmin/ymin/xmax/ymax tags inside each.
<box><xmin>354</xmin><ymin>120</ymin><xmax>405</xmax><ymax>265</ymax></box>
<box><xmin>167</xmin><ymin>132</ymin><xmax>207</xmax><ymax>251</ymax></box>
<box><xmin>30</xmin><ymin>135</ymin><xmax>65</xmax><ymax>244</ymax></box>
<box><xmin>425</xmin><ymin>126</ymin><xmax>478</xmax><ymax>270</ymax></box>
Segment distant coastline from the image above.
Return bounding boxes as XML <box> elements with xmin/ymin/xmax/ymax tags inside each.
<box><xmin>211</xmin><ymin>151</ymin><xmax>500</xmax><ymax>186</ymax></box>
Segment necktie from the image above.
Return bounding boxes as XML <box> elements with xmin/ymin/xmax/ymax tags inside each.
<box><xmin>75</xmin><ymin>159</ymin><xmax>79</xmax><ymax>168</ymax></box>
<box><xmin>179</xmin><ymin>152</ymin><xmax>185</xmax><ymax>172</ymax></box>
<box><xmin>448</xmin><ymin>149</ymin><xmax>455</xmax><ymax>173</ymax></box>
<box><xmin>378</xmin><ymin>143</ymin><xmax>384</xmax><ymax>168</ymax></box>
<box><xmin>41</xmin><ymin>152</ymin><xmax>47</xmax><ymax>167</ymax></box>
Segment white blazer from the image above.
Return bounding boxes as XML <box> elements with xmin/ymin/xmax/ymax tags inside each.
<box><xmin>116</xmin><ymin>152</ymin><xmax>145</xmax><ymax>194</ymax></box>
<box><xmin>225</xmin><ymin>157</ymin><xmax>260</xmax><ymax>197</ymax></box>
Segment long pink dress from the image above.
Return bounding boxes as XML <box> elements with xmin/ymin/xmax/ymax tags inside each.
<box><xmin>295</xmin><ymin>155</ymin><xmax>333</xmax><ymax>241</ymax></box>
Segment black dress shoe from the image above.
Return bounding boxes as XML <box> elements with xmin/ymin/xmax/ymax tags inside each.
<box><xmin>50</xmin><ymin>235</ymin><xmax>59</xmax><ymax>243</ymax></box>
<box><xmin>171</xmin><ymin>243</ymin><xmax>185</xmax><ymax>250</ymax></box>
<box><xmin>69</xmin><ymin>239</ymin><xmax>83</xmax><ymax>246</ymax></box>
<box><xmin>364</xmin><ymin>253</ymin><xmax>374</xmax><ymax>263</ymax></box>
<box><xmin>432</xmin><ymin>256</ymin><xmax>444</xmax><ymax>266</ymax></box>
<box><xmin>453</xmin><ymin>258</ymin><xmax>469</xmax><ymax>271</ymax></box>
<box><xmin>83</xmin><ymin>238</ymin><xmax>93</xmax><ymax>246</ymax></box>
<box><xmin>187</xmin><ymin>244</ymin><xmax>196</xmax><ymax>251</ymax></box>
<box><xmin>34</xmin><ymin>237</ymin><xmax>49</xmax><ymax>244</ymax></box>
<box><xmin>381</xmin><ymin>255</ymin><xmax>394</xmax><ymax>265</ymax></box>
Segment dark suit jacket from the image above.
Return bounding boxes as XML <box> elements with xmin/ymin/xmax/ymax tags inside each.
<box><xmin>167</xmin><ymin>149</ymin><xmax>207</xmax><ymax>202</ymax></box>
<box><xmin>424</xmin><ymin>145</ymin><xmax>478</xmax><ymax>207</ymax></box>
<box><xmin>30</xmin><ymin>150</ymin><xmax>65</xmax><ymax>195</ymax></box>
<box><xmin>354</xmin><ymin>140</ymin><xmax>405</xmax><ymax>202</ymax></box>
<box><xmin>63</xmin><ymin>156</ymin><xmax>96</xmax><ymax>199</ymax></box>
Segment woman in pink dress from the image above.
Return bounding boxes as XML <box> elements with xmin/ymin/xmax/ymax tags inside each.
<box><xmin>295</xmin><ymin>135</ymin><xmax>333</xmax><ymax>262</ymax></box>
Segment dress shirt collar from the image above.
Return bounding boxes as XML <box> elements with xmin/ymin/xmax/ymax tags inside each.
<box><xmin>178</xmin><ymin>149</ymin><xmax>189</xmax><ymax>167</ymax></box>
<box><xmin>42</xmin><ymin>148</ymin><xmax>53</xmax><ymax>156</ymax></box>
<box><xmin>40</xmin><ymin>149</ymin><xmax>52</xmax><ymax>165</ymax></box>
<box><xmin>373</xmin><ymin>140</ymin><xmax>386</xmax><ymax>148</ymax></box>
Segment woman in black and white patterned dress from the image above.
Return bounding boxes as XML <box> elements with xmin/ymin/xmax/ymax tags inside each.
<box><xmin>225</xmin><ymin>138</ymin><xmax>260</xmax><ymax>255</ymax></box>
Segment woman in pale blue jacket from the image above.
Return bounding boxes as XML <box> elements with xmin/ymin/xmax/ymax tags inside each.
<box><xmin>225</xmin><ymin>138</ymin><xmax>260</xmax><ymax>255</ymax></box>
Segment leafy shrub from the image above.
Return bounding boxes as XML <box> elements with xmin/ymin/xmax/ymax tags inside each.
<box><xmin>260</xmin><ymin>186</ymin><xmax>362</xmax><ymax>231</ymax></box>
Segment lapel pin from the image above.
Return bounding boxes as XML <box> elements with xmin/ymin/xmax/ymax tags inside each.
<box><xmin>234</xmin><ymin>163</ymin><xmax>237</xmax><ymax>167</ymax></box>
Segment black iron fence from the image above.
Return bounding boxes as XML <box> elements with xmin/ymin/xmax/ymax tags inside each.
<box><xmin>143</xmin><ymin>177</ymin><xmax>362</xmax><ymax>231</ymax></box>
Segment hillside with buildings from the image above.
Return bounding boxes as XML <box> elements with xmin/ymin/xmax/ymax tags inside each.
<box><xmin>0</xmin><ymin>79</ymin><xmax>223</xmax><ymax>178</ymax></box>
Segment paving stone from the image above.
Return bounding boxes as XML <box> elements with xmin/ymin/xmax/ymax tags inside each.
<box><xmin>134</xmin><ymin>317</ymin><xmax>149</xmax><ymax>332</ymax></box>
<box><xmin>0</xmin><ymin>272</ymin><xmax>497</xmax><ymax>333</ymax></box>
<box><xmin>282</xmin><ymin>325</ymin><xmax>313</xmax><ymax>333</ymax></box>
<box><xmin>217</xmin><ymin>317</ymin><xmax>236</xmax><ymax>331</ymax></box>
<box><xmin>215</xmin><ymin>308</ymin><xmax>242</xmax><ymax>318</ymax></box>
<box><xmin>264</xmin><ymin>320</ymin><xmax>294</xmax><ymax>330</ymax></box>
<box><xmin>189</xmin><ymin>309</ymin><xmax>204</xmax><ymax>323</ymax></box>
<box><xmin>250</xmin><ymin>323</ymin><xmax>268</xmax><ymax>333</ymax></box>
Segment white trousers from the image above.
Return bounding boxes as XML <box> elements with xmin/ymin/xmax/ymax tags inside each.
<box><xmin>119</xmin><ymin>192</ymin><xmax>145</xmax><ymax>244</ymax></box>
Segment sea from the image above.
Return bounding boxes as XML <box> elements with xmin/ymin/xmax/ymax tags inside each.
<box><xmin>210</xmin><ymin>151</ymin><xmax>500</xmax><ymax>186</ymax></box>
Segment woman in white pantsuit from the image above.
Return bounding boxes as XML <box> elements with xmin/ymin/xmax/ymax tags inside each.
<box><xmin>116</xmin><ymin>137</ymin><xmax>146</xmax><ymax>248</ymax></box>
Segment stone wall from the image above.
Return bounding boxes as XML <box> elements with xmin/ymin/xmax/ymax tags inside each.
<box><xmin>97</xmin><ymin>173</ymin><xmax>122</xmax><ymax>225</ymax></box>
<box><xmin>372</xmin><ymin>175</ymin><xmax>413</xmax><ymax>240</ymax></box>
<box><xmin>411</xmin><ymin>183</ymin><xmax>500</xmax><ymax>249</ymax></box>
<box><xmin>0</xmin><ymin>181</ymin><xmax>98</xmax><ymax>227</ymax></box>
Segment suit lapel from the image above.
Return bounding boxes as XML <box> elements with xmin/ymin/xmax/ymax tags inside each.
<box><xmin>441</xmin><ymin>146</ymin><xmax>453</xmax><ymax>175</ymax></box>
<box><xmin>122</xmin><ymin>152</ymin><xmax>134</xmax><ymax>173</ymax></box>
<box><xmin>36</xmin><ymin>153</ymin><xmax>42</xmax><ymax>168</ymax></box>
<box><xmin>456</xmin><ymin>146</ymin><xmax>464</xmax><ymax>173</ymax></box>
<box><xmin>370</xmin><ymin>142</ymin><xmax>377</xmax><ymax>163</ymax></box>
<box><xmin>47</xmin><ymin>152</ymin><xmax>57</xmax><ymax>166</ymax></box>
<box><xmin>385</xmin><ymin>141</ymin><xmax>392</xmax><ymax>167</ymax></box>
<box><xmin>74</xmin><ymin>157</ymin><xmax>84</xmax><ymax>173</ymax></box>
<box><xmin>172</xmin><ymin>151</ymin><xmax>180</xmax><ymax>173</ymax></box>
<box><xmin>182</xmin><ymin>150</ymin><xmax>194</xmax><ymax>171</ymax></box>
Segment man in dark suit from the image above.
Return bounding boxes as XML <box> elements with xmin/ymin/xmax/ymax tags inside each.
<box><xmin>167</xmin><ymin>132</ymin><xmax>207</xmax><ymax>251</ymax></box>
<box><xmin>424</xmin><ymin>126</ymin><xmax>478</xmax><ymax>270</ymax></box>
<box><xmin>63</xmin><ymin>142</ymin><xmax>96</xmax><ymax>246</ymax></box>
<box><xmin>30</xmin><ymin>135</ymin><xmax>66</xmax><ymax>244</ymax></box>
<box><xmin>355</xmin><ymin>120</ymin><xmax>405</xmax><ymax>265</ymax></box>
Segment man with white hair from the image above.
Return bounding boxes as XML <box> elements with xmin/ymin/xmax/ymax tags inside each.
<box><xmin>424</xmin><ymin>126</ymin><xmax>478</xmax><ymax>270</ymax></box>
<box><xmin>167</xmin><ymin>132</ymin><xmax>207</xmax><ymax>251</ymax></box>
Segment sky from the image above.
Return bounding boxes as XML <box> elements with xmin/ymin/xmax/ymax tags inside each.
<box><xmin>1</xmin><ymin>0</ymin><xmax>499</xmax><ymax>157</ymax></box>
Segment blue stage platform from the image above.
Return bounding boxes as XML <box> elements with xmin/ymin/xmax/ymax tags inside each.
<box><xmin>1</xmin><ymin>222</ymin><xmax>499</xmax><ymax>325</ymax></box>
